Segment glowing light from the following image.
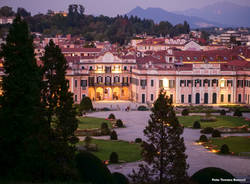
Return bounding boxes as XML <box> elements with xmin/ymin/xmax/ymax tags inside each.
<box><xmin>163</xmin><ymin>79</ymin><xmax>168</xmax><ymax>88</ymax></box>
<box><xmin>211</xmin><ymin>149</ymin><xmax>219</xmax><ymax>153</ymax></box>
<box><xmin>194</xmin><ymin>142</ymin><xmax>203</xmax><ymax>145</ymax></box>
<box><xmin>104</xmin><ymin>160</ymin><xmax>109</xmax><ymax>165</ymax></box>
<box><xmin>220</xmin><ymin>78</ymin><xmax>225</xmax><ymax>88</ymax></box>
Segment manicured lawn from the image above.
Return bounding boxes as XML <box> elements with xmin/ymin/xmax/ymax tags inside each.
<box><xmin>78</xmin><ymin>139</ymin><xmax>141</xmax><ymax>163</ymax></box>
<box><xmin>204</xmin><ymin>136</ymin><xmax>250</xmax><ymax>156</ymax></box>
<box><xmin>77</xmin><ymin>116</ymin><xmax>112</xmax><ymax>130</ymax></box>
<box><xmin>178</xmin><ymin>115</ymin><xmax>250</xmax><ymax>128</ymax></box>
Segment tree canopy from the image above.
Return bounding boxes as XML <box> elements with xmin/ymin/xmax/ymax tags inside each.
<box><xmin>22</xmin><ymin>4</ymin><xmax>190</xmax><ymax>45</ymax></box>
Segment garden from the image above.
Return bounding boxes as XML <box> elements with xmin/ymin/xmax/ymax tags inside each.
<box><xmin>200</xmin><ymin>136</ymin><xmax>250</xmax><ymax>157</ymax></box>
<box><xmin>77</xmin><ymin>139</ymin><xmax>142</xmax><ymax>163</ymax></box>
<box><xmin>178</xmin><ymin>115</ymin><xmax>250</xmax><ymax>129</ymax></box>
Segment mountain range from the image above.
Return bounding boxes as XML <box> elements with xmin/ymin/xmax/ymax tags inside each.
<box><xmin>126</xmin><ymin>1</ymin><xmax>250</xmax><ymax>28</ymax></box>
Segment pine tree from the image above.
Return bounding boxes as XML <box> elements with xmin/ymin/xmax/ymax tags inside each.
<box><xmin>41</xmin><ymin>40</ymin><xmax>79</xmax><ymax>179</ymax></box>
<box><xmin>129</xmin><ymin>90</ymin><xmax>189</xmax><ymax>184</ymax></box>
<box><xmin>0</xmin><ymin>16</ymin><xmax>50</xmax><ymax>180</ymax></box>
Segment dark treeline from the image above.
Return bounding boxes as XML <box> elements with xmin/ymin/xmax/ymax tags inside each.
<box><xmin>0</xmin><ymin>5</ymin><xmax>190</xmax><ymax>45</ymax></box>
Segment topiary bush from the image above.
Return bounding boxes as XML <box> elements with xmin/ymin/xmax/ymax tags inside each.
<box><xmin>112</xmin><ymin>172</ymin><xmax>129</xmax><ymax>184</ymax></box>
<box><xmin>234</xmin><ymin>108</ymin><xmax>242</xmax><ymax>117</ymax></box>
<box><xmin>116</xmin><ymin>119</ymin><xmax>124</xmax><ymax>127</ymax></box>
<box><xmin>75</xmin><ymin>151</ymin><xmax>114</xmax><ymax>184</ymax></box>
<box><xmin>193</xmin><ymin>121</ymin><xmax>201</xmax><ymax>129</ymax></box>
<box><xmin>220</xmin><ymin>109</ymin><xmax>226</xmax><ymax>115</ymax></box>
<box><xmin>200</xmin><ymin>127</ymin><xmax>214</xmax><ymax>134</ymax></box>
<box><xmin>137</xmin><ymin>105</ymin><xmax>148</xmax><ymax>111</ymax></box>
<box><xmin>220</xmin><ymin>144</ymin><xmax>230</xmax><ymax>154</ymax></box>
<box><xmin>181</xmin><ymin>108</ymin><xmax>189</xmax><ymax>116</ymax></box>
<box><xmin>101</xmin><ymin>122</ymin><xmax>110</xmax><ymax>135</ymax></box>
<box><xmin>199</xmin><ymin>135</ymin><xmax>208</xmax><ymax>142</ymax></box>
<box><xmin>79</xmin><ymin>96</ymin><xmax>94</xmax><ymax>113</ymax></box>
<box><xmin>108</xmin><ymin>113</ymin><xmax>116</xmax><ymax>120</ymax></box>
<box><xmin>109</xmin><ymin>152</ymin><xmax>119</xmax><ymax>163</ymax></box>
<box><xmin>110</xmin><ymin>130</ymin><xmax>118</xmax><ymax>140</ymax></box>
<box><xmin>191</xmin><ymin>167</ymin><xmax>239</xmax><ymax>184</ymax></box>
<box><xmin>135</xmin><ymin>138</ymin><xmax>142</xmax><ymax>143</ymax></box>
<box><xmin>212</xmin><ymin>129</ymin><xmax>221</xmax><ymax>138</ymax></box>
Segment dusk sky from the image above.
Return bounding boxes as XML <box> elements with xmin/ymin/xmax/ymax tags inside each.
<box><xmin>1</xmin><ymin>0</ymin><xmax>250</xmax><ymax>16</ymax></box>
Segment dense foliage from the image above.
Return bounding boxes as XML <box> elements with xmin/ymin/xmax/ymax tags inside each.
<box><xmin>0</xmin><ymin>5</ymin><xmax>190</xmax><ymax>45</ymax></box>
<box><xmin>112</xmin><ymin>172</ymin><xmax>129</xmax><ymax>184</ymax></box>
<box><xmin>0</xmin><ymin>17</ymin><xmax>79</xmax><ymax>181</ymax></box>
<box><xmin>212</xmin><ymin>129</ymin><xmax>221</xmax><ymax>138</ymax></box>
<box><xmin>0</xmin><ymin>16</ymin><xmax>52</xmax><ymax>180</ymax></box>
<box><xmin>75</xmin><ymin>151</ymin><xmax>114</xmax><ymax>184</ymax></box>
<box><xmin>109</xmin><ymin>152</ymin><xmax>119</xmax><ymax>163</ymax></box>
<box><xmin>220</xmin><ymin>144</ymin><xmax>230</xmax><ymax>154</ymax></box>
<box><xmin>193</xmin><ymin>121</ymin><xmax>201</xmax><ymax>129</ymax></box>
<box><xmin>41</xmin><ymin>39</ymin><xmax>79</xmax><ymax>179</ymax></box>
<box><xmin>116</xmin><ymin>119</ymin><xmax>124</xmax><ymax>127</ymax></box>
<box><xmin>199</xmin><ymin>135</ymin><xmax>208</xmax><ymax>142</ymax></box>
<box><xmin>79</xmin><ymin>96</ymin><xmax>94</xmax><ymax>113</ymax></box>
<box><xmin>110</xmin><ymin>130</ymin><xmax>118</xmax><ymax>140</ymax></box>
<box><xmin>191</xmin><ymin>167</ymin><xmax>239</xmax><ymax>184</ymax></box>
<box><xmin>181</xmin><ymin>108</ymin><xmax>189</xmax><ymax>116</ymax></box>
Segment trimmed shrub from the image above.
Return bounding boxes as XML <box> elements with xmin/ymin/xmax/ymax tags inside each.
<box><xmin>135</xmin><ymin>138</ymin><xmax>142</xmax><ymax>143</ymax></box>
<box><xmin>137</xmin><ymin>105</ymin><xmax>148</xmax><ymax>111</ymax></box>
<box><xmin>200</xmin><ymin>127</ymin><xmax>214</xmax><ymax>134</ymax></box>
<box><xmin>212</xmin><ymin>129</ymin><xmax>221</xmax><ymax>138</ymax></box>
<box><xmin>75</xmin><ymin>151</ymin><xmax>114</xmax><ymax>184</ymax></box>
<box><xmin>112</xmin><ymin>172</ymin><xmax>129</xmax><ymax>184</ymax></box>
<box><xmin>220</xmin><ymin>144</ymin><xmax>230</xmax><ymax>154</ymax></box>
<box><xmin>110</xmin><ymin>130</ymin><xmax>118</xmax><ymax>140</ymax></box>
<box><xmin>199</xmin><ymin>135</ymin><xmax>208</xmax><ymax>142</ymax></box>
<box><xmin>79</xmin><ymin>96</ymin><xmax>93</xmax><ymax>112</ymax></box>
<box><xmin>234</xmin><ymin>108</ymin><xmax>242</xmax><ymax>117</ymax></box>
<box><xmin>181</xmin><ymin>108</ymin><xmax>189</xmax><ymax>116</ymax></box>
<box><xmin>109</xmin><ymin>152</ymin><xmax>119</xmax><ymax>163</ymax></box>
<box><xmin>101</xmin><ymin>122</ymin><xmax>110</xmax><ymax>135</ymax></box>
<box><xmin>220</xmin><ymin>109</ymin><xmax>226</xmax><ymax>115</ymax></box>
<box><xmin>108</xmin><ymin>113</ymin><xmax>116</xmax><ymax>120</ymax></box>
<box><xmin>193</xmin><ymin>121</ymin><xmax>201</xmax><ymax>129</ymax></box>
<box><xmin>116</xmin><ymin>119</ymin><xmax>124</xmax><ymax>127</ymax></box>
<box><xmin>191</xmin><ymin>167</ymin><xmax>239</xmax><ymax>184</ymax></box>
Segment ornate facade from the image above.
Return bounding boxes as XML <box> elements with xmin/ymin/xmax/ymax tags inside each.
<box><xmin>64</xmin><ymin>47</ymin><xmax>250</xmax><ymax>105</ymax></box>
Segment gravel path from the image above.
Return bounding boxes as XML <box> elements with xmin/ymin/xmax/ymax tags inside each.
<box><xmin>86</xmin><ymin>111</ymin><xmax>250</xmax><ymax>179</ymax></box>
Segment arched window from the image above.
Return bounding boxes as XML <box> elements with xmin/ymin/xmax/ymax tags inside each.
<box><xmin>195</xmin><ymin>93</ymin><xmax>200</xmax><ymax>104</ymax></box>
<box><xmin>97</xmin><ymin>76</ymin><xmax>103</xmax><ymax>84</ymax></box>
<box><xmin>204</xmin><ymin>93</ymin><xmax>208</xmax><ymax>104</ymax></box>
<box><xmin>212</xmin><ymin>93</ymin><xmax>217</xmax><ymax>104</ymax></box>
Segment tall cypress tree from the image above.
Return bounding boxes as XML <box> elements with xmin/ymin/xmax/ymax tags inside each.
<box><xmin>129</xmin><ymin>90</ymin><xmax>189</xmax><ymax>184</ymax></box>
<box><xmin>0</xmin><ymin>16</ymin><xmax>50</xmax><ymax>180</ymax></box>
<box><xmin>41</xmin><ymin>40</ymin><xmax>78</xmax><ymax>179</ymax></box>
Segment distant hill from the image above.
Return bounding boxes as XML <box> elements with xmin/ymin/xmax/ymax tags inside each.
<box><xmin>126</xmin><ymin>6</ymin><xmax>224</xmax><ymax>28</ymax></box>
<box><xmin>175</xmin><ymin>1</ymin><xmax>250</xmax><ymax>27</ymax></box>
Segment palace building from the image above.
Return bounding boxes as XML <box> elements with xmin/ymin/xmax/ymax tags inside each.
<box><xmin>1</xmin><ymin>40</ymin><xmax>250</xmax><ymax>106</ymax></box>
<box><xmin>63</xmin><ymin>46</ymin><xmax>250</xmax><ymax>106</ymax></box>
